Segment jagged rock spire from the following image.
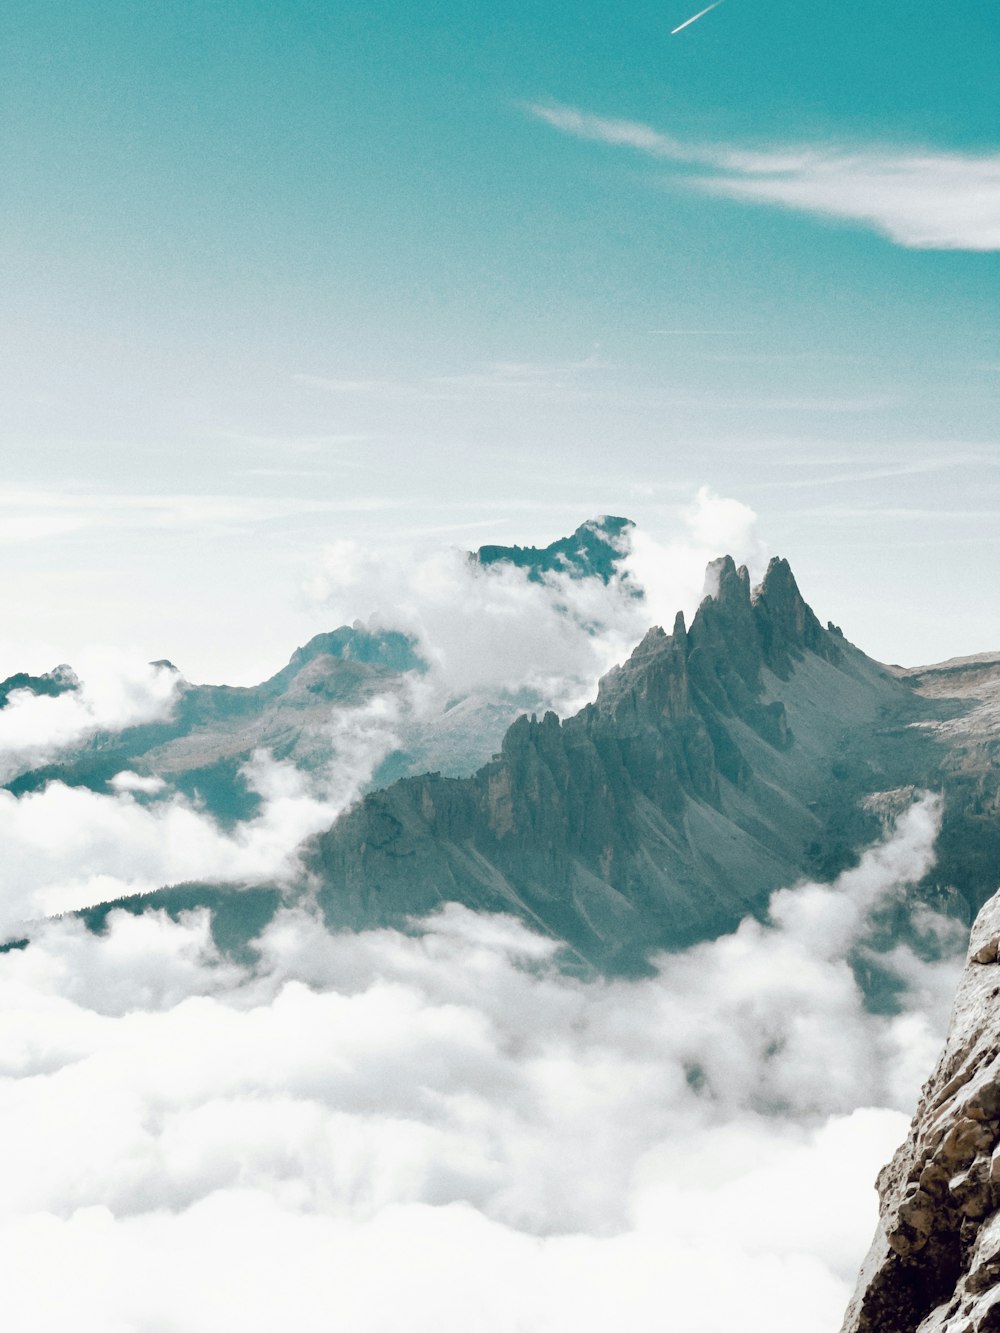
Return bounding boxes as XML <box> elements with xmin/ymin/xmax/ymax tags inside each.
<box><xmin>753</xmin><ymin>556</ymin><xmax>838</xmax><ymax>677</ymax></box>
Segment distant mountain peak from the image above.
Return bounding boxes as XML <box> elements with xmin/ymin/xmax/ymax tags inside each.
<box><xmin>474</xmin><ymin>515</ymin><xmax>635</xmax><ymax>585</ymax></box>
<box><xmin>261</xmin><ymin>624</ymin><xmax>424</xmax><ymax>696</ymax></box>
<box><xmin>0</xmin><ymin>664</ymin><xmax>79</xmax><ymax>710</ymax></box>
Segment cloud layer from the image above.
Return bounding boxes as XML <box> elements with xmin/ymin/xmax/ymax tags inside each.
<box><xmin>0</xmin><ymin>501</ymin><xmax>968</xmax><ymax>1330</ymax></box>
<box><xmin>527</xmin><ymin>103</ymin><xmax>1000</xmax><ymax>251</ymax></box>
<box><xmin>0</xmin><ymin>798</ymin><xmax>966</xmax><ymax>1331</ymax></box>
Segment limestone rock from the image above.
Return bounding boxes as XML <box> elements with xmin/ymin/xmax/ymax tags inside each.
<box><xmin>842</xmin><ymin>891</ymin><xmax>1000</xmax><ymax>1333</ymax></box>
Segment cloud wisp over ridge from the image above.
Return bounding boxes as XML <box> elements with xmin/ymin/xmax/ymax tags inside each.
<box><xmin>525</xmin><ymin>102</ymin><xmax>1000</xmax><ymax>251</ymax></box>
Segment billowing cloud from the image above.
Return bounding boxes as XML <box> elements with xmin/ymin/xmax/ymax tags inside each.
<box><xmin>305</xmin><ymin>487</ymin><xmax>767</xmax><ymax>714</ymax></box>
<box><xmin>624</xmin><ymin>486</ymin><xmax>766</xmax><ymax>628</ymax></box>
<box><xmin>0</xmin><ymin>797</ymin><xmax>965</xmax><ymax>1330</ymax></box>
<box><xmin>526</xmin><ymin>102</ymin><xmax>1000</xmax><ymax>251</ymax></box>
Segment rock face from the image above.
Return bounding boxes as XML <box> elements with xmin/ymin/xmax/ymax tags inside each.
<box><xmin>842</xmin><ymin>890</ymin><xmax>1000</xmax><ymax>1333</ymax></box>
<box><xmin>310</xmin><ymin>556</ymin><xmax>933</xmax><ymax>970</ymax></box>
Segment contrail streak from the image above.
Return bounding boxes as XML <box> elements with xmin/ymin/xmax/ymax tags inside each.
<box><xmin>671</xmin><ymin>0</ymin><xmax>724</xmax><ymax>34</ymax></box>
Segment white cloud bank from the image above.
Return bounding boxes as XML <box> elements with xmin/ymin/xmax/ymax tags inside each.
<box><xmin>0</xmin><ymin>796</ymin><xmax>966</xmax><ymax>1331</ymax></box>
<box><xmin>527</xmin><ymin>102</ymin><xmax>1000</xmax><ymax>251</ymax></box>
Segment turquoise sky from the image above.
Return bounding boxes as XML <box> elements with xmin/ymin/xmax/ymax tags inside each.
<box><xmin>2</xmin><ymin>0</ymin><xmax>998</xmax><ymax>679</ymax></box>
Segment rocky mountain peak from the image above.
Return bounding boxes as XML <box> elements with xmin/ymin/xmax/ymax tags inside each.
<box><xmin>704</xmin><ymin>553</ymin><xmax>752</xmax><ymax>606</ymax></box>
<box><xmin>690</xmin><ymin>554</ymin><xmax>762</xmax><ymax>696</ymax></box>
<box><xmin>261</xmin><ymin>624</ymin><xmax>423</xmax><ymax>697</ymax></box>
<box><xmin>752</xmin><ymin>555</ymin><xmax>835</xmax><ymax>677</ymax></box>
<box><xmin>306</xmin><ymin>548</ymin><xmax>926</xmax><ymax>971</ymax></box>
<box><xmin>592</xmin><ymin>620</ymin><xmax>691</xmax><ymax>732</ymax></box>
<box><xmin>590</xmin><ymin>553</ymin><xmax>843</xmax><ymax>750</ymax></box>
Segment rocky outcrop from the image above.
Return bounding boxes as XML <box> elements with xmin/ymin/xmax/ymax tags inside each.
<box><xmin>310</xmin><ymin>556</ymin><xmax>930</xmax><ymax>970</ymax></box>
<box><xmin>843</xmin><ymin>889</ymin><xmax>1000</xmax><ymax>1333</ymax></box>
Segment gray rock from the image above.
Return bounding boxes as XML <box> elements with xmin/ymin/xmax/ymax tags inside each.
<box><xmin>842</xmin><ymin>892</ymin><xmax>1000</xmax><ymax>1333</ymax></box>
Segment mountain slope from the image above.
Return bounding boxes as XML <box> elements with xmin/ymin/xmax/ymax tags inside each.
<box><xmin>1</xmin><ymin>517</ymin><xmax>642</xmax><ymax>822</ymax></box>
<box><xmin>4</xmin><ymin>625</ymin><xmax>424</xmax><ymax>823</ymax></box>
<box><xmin>19</xmin><ymin>548</ymin><xmax>998</xmax><ymax>980</ymax></box>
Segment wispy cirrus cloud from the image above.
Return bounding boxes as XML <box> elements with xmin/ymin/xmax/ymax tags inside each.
<box><xmin>527</xmin><ymin>103</ymin><xmax>699</xmax><ymax>161</ymax></box>
<box><xmin>525</xmin><ymin>102</ymin><xmax>1000</xmax><ymax>251</ymax></box>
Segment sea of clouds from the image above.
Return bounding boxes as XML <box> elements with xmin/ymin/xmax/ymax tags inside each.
<box><xmin>0</xmin><ymin>797</ymin><xmax>965</xmax><ymax>1331</ymax></box>
<box><xmin>0</xmin><ymin>491</ymin><xmax>969</xmax><ymax>1329</ymax></box>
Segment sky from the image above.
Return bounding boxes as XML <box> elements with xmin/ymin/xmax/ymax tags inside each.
<box><xmin>1</xmin><ymin>0</ymin><xmax>998</xmax><ymax>682</ymax></box>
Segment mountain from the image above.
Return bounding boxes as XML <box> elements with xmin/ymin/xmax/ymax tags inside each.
<box><xmin>2</xmin><ymin>517</ymin><xmax>641</xmax><ymax>822</ymax></box>
<box><xmin>9</xmin><ymin>542</ymin><xmax>1000</xmax><ymax>985</ymax></box>
<box><xmin>474</xmin><ymin>514</ymin><xmax>634</xmax><ymax>585</ymax></box>
<box><xmin>842</xmin><ymin>887</ymin><xmax>1000</xmax><ymax>1333</ymax></box>
<box><xmin>0</xmin><ymin>664</ymin><xmax>78</xmax><ymax>708</ymax></box>
<box><xmin>893</xmin><ymin>653</ymin><xmax>1000</xmax><ymax>917</ymax></box>
<box><xmin>308</xmin><ymin>556</ymin><xmax>967</xmax><ymax>972</ymax></box>
<box><xmin>3</xmin><ymin>626</ymin><xmax>536</xmax><ymax>823</ymax></box>
<box><xmin>4</xmin><ymin>625</ymin><xmax>424</xmax><ymax>823</ymax></box>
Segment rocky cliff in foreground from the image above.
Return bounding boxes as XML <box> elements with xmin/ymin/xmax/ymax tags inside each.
<box><xmin>842</xmin><ymin>890</ymin><xmax>1000</xmax><ymax>1333</ymax></box>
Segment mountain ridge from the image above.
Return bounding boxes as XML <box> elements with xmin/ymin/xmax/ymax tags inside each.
<box><xmin>3</xmin><ymin>533</ymin><xmax>997</xmax><ymax>986</ymax></box>
<box><xmin>309</xmin><ymin>555</ymin><xmax>941</xmax><ymax>970</ymax></box>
